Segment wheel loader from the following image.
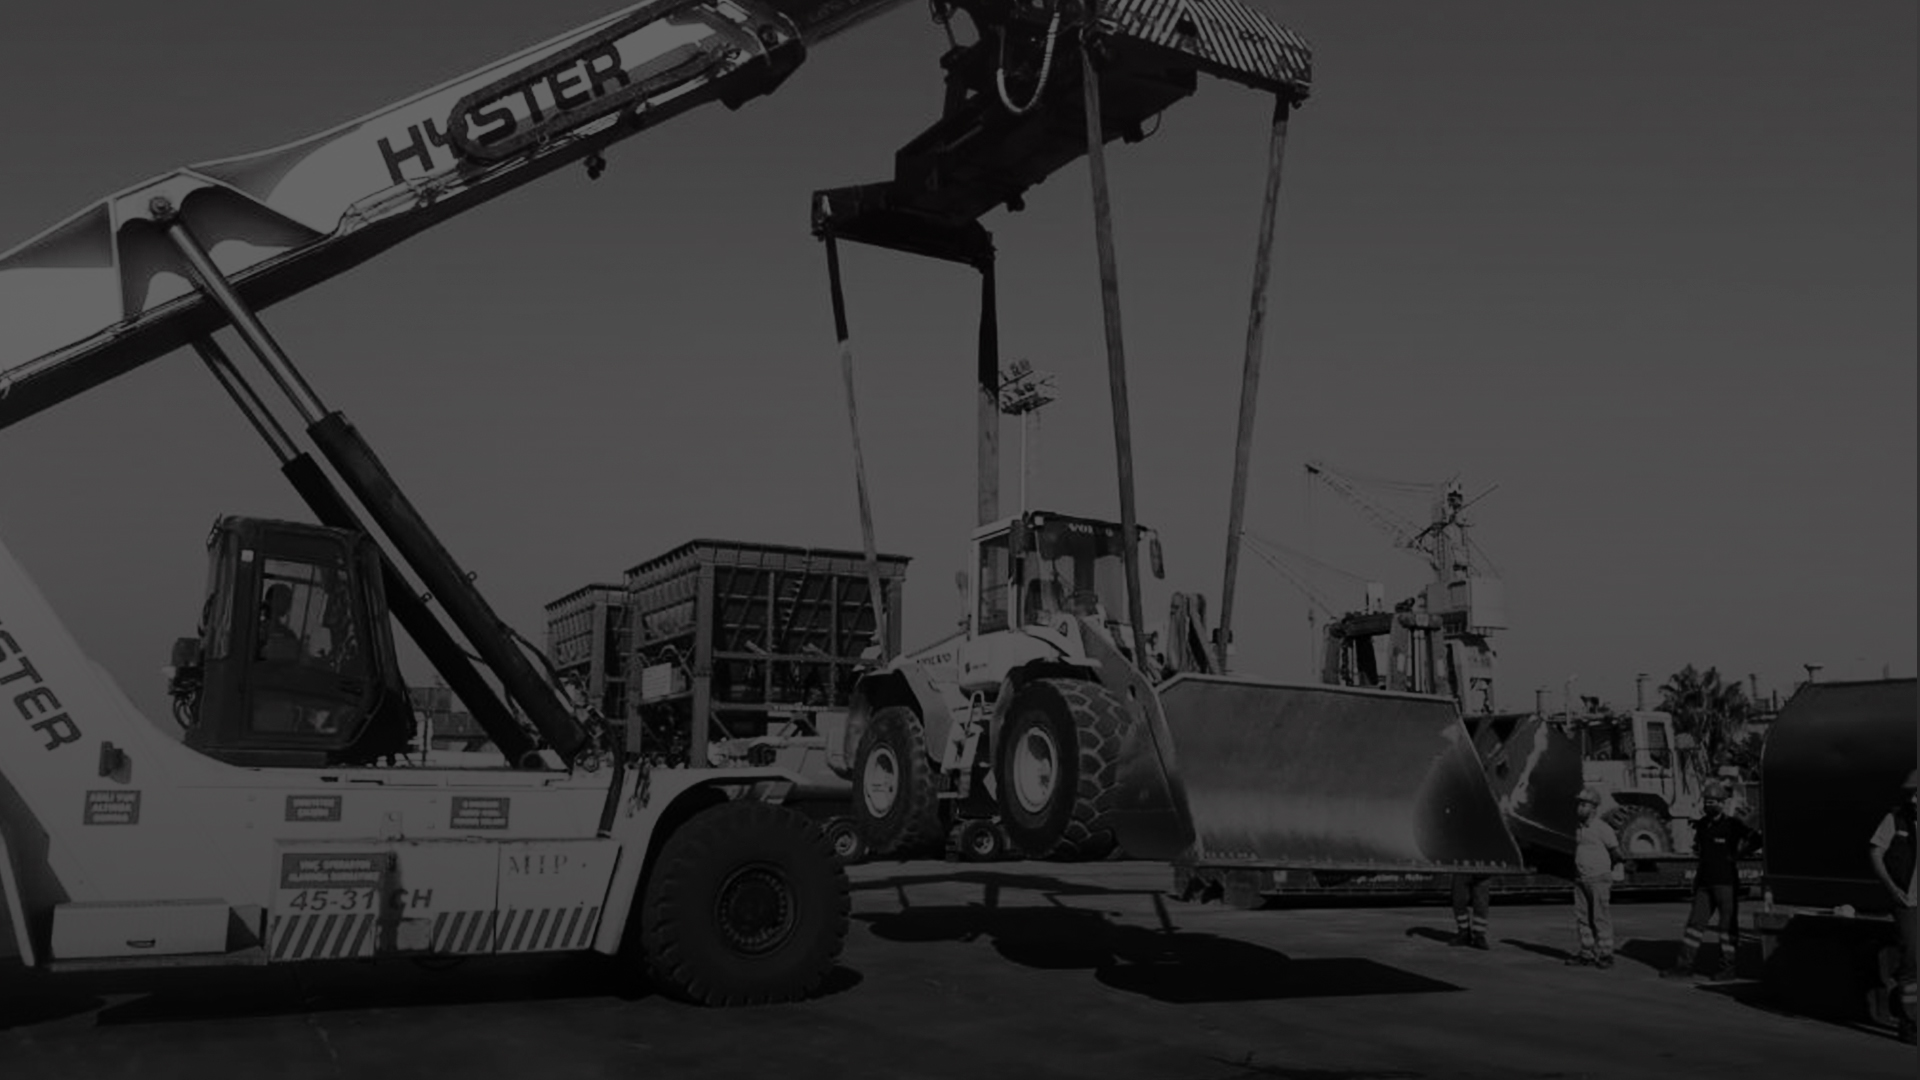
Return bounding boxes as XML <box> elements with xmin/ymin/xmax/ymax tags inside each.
<box><xmin>826</xmin><ymin>509</ymin><xmax>1530</xmax><ymax>883</ymax></box>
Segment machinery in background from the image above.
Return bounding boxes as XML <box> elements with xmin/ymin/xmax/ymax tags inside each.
<box><xmin>546</xmin><ymin>539</ymin><xmax>912</xmax><ymax>863</ymax></box>
<box><xmin>1751</xmin><ymin>677</ymin><xmax>1917</xmax><ymax>1034</ymax></box>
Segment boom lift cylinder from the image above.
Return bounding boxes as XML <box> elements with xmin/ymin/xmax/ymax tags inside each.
<box><xmin>159</xmin><ymin>210</ymin><xmax>593</xmax><ymax>765</ymax></box>
<box><xmin>189</xmin><ymin>337</ymin><xmax>546</xmax><ymax>768</ymax></box>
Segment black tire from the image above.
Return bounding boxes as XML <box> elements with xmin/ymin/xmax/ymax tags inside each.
<box><xmin>638</xmin><ymin>799</ymin><xmax>850</xmax><ymax>1006</ymax></box>
<box><xmin>958</xmin><ymin>818</ymin><xmax>1005</xmax><ymax>862</ymax></box>
<box><xmin>1612</xmin><ymin>807</ymin><xmax>1673</xmax><ymax>856</ymax></box>
<box><xmin>851</xmin><ymin>705</ymin><xmax>942</xmax><ymax>857</ymax></box>
<box><xmin>994</xmin><ymin>677</ymin><xmax>1138</xmax><ymax>861</ymax></box>
<box><xmin>823</xmin><ymin>817</ymin><xmax>867</xmax><ymax>865</ymax></box>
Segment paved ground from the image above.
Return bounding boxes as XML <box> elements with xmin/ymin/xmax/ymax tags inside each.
<box><xmin>1</xmin><ymin>860</ymin><xmax>1910</xmax><ymax>1079</ymax></box>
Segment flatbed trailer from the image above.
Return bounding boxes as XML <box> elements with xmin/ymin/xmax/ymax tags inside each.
<box><xmin>1174</xmin><ymin>856</ymin><xmax>1762</xmax><ymax>908</ymax></box>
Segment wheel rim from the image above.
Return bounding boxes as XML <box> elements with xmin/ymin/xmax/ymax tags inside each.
<box><xmin>968</xmin><ymin>827</ymin><xmax>997</xmax><ymax>857</ymax></box>
<box><xmin>1012</xmin><ymin>726</ymin><xmax>1059</xmax><ymax>814</ymax></box>
<box><xmin>713</xmin><ymin>863</ymin><xmax>798</xmax><ymax>957</ymax></box>
<box><xmin>831</xmin><ymin>825</ymin><xmax>859</xmax><ymax>857</ymax></box>
<box><xmin>1626</xmin><ymin>829</ymin><xmax>1663</xmax><ymax>855</ymax></box>
<box><xmin>863</xmin><ymin>746</ymin><xmax>900</xmax><ymax>817</ymax></box>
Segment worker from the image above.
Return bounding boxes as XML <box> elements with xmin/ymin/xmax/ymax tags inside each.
<box><xmin>1449</xmin><ymin>873</ymin><xmax>1493</xmax><ymax>950</ymax></box>
<box><xmin>1660</xmin><ymin>779</ymin><xmax>1762</xmax><ymax>981</ymax></box>
<box><xmin>1867</xmin><ymin>769</ymin><xmax>1918</xmax><ymax>1044</ymax></box>
<box><xmin>257</xmin><ymin>583</ymin><xmax>304</xmax><ymax>662</ymax></box>
<box><xmin>1566</xmin><ymin>787</ymin><xmax>1625</xmax><ymax>968</ymax></box>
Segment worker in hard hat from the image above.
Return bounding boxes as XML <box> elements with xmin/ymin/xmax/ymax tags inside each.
<box><xmin>1867</xmin><ymin>769</ymin><xmax>1918</xmax><ymax>1044</ymax></box>
<box><xmin>1661</xmin><ymin>779</ymin><xmax>1763</xmax><ymax>981</ymax></box>
<box><xmin>1566</xmin><ymin>787</ymin><xmax>1626</xmax><ymax>968</ymax></box>
<box><xmin>1448</xmin><ymin>873</ymin><xmax>1494</xmax><ymax>951</ymax></box>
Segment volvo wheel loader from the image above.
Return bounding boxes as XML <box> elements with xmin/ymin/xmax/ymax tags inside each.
<box><xmin>825</xmin><ymin>508</ymin><xmax>1529</xmax><ymax>887</ymax></box>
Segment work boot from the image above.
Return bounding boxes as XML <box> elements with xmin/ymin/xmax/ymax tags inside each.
<box><xmin>1660</xmin><ymin>947</ymin><xmax>1697</xmax><ymax>980</ymax></box>
<box><xmin>1447</xmin><ymin>928</ymin><xmax>1472</xmax><ymax>947</ymax></box>
<box><xmin>1564</xmin><ymin>953</ymin><xmax>1595</xmax><ymax>967</ymax></box>
<box><xmin>1899</xmin><ymin>1016</ymin><xmax>1915</xmax><ymax>1046</ymax></box>
<box><xmin>1595</xmin><ymin>955</ymin><xmax>1615</xmax><ymax>970</ymax></box>
<box><xmin>1703</xmin><ymin>958</ymin><xmax>1738</xmax><ymax>982</ymax></box>
<box><xmin>1469</xmin><ymin>933</ymin><xmax>1490</xmax><ymax>951</ymax></box>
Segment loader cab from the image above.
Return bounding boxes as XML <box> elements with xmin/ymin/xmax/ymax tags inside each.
<box><xmin>172</xmin><ymin>516</ymin><xmax>416</xmax><ymax>768</ymax></box>
<box><xmin>968</xmin><ymin>510</ymin><xmax>1165</xmax><ymax>660</ymax></box>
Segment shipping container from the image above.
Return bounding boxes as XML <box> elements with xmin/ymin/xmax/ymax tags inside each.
<box><xmin>622</xmin><ymin>539</ymin><xmax>911</xmax><ymax>768</ymax></box>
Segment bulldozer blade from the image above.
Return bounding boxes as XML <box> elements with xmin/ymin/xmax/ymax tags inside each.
<box><xmin>1464</xmin><ymin>712</ymin><xmax>1583</xmax><ymax>869</ymax></box>
<box><xmin>1152</xmin><ymin>675</ymin><xmax>1527</xmax><ymax>872</ymax></box>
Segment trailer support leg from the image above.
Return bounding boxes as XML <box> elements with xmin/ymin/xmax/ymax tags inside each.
<box><xmin>1214</xmin><ymin>93</ymin><xmax>1299</xmax><ymax>674</ymax></box>
<box><xmin>157</xmin><ymin>204</ymin><xmax>593</xmax><ymax>766</ymax></box>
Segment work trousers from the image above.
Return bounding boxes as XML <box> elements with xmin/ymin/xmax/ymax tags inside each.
<box><xmin>1897</xmin><ymin>906</ymin><xmax>1917</xmax><ymax>1018</ymax></box>
<box><xmin>1681</xmin><ymin>883</ymin><xmax>1739</xmax><ymax>961</ymax></box>
<box><xmin>1573</xmin><ymin>878</ymin><xmax>1614</xmax><ymax>959</ymax></box>
<box><xmin>1451</xmin><ymin>875</ymin><xmax>1492</xmax><ymax>938</ymax></box>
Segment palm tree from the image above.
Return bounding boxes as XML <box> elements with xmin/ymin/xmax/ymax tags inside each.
<box><xmin>1658</xmin><ymin>664</ymin><xmax>1753</xmax><ymax>782</ymax></box>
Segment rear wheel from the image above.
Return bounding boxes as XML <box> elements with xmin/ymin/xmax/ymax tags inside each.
<box><xmin>851</xmin><ymin>706</ymin><xmax>941</xmax><ymax>857</ymax></box>
<box><xmin>994</xmin><ymin>677</ymin><xmax>1138</xmax><ymax>861</ymax></box>
<box><xmin>637</xmin><ymin>799</ymin><xmax>850</xmax><ymax>1006</ymax></box>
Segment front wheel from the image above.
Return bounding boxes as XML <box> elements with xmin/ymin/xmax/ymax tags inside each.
<box><xmin>638</xmin><ymin>799</ymin><xmax>850</xmax><ymax>1006</ymax></box>
<box><xmin>994</xmin><ymin>677</ymin><xmax>1138</xmax><ymax>862</ymax></box>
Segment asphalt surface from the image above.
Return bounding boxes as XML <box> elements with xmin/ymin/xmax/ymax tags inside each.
<box><xmin>1</xmin><ymin>860</ymin><xmax>1911</xmax><ymax>1080</ymax></box>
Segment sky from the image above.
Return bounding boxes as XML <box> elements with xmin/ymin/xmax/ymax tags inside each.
<box><xmin>0</xmin><ymin>0</ymin><xmax>1913</xmax><ymax>732</ymax></box>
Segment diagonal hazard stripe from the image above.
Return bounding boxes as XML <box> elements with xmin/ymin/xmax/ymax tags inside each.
<box><xmin>309</xmin><ymin>914</ymin><xmax>341</xmax><ymax>959</ymax></box>
<box><xmin>459</xmin><ymin>910</ymin><xmax>491</xmax><ymax>953</ymax></box>
<box><xmin>560</xmin><ymin>907</ymin><xmax>585</xmax><ymax>950</ymax></box>
<box><xmin>292</xmin><ymin>912</ymin><xmax>323</xmax><ymax>959</ymax></box>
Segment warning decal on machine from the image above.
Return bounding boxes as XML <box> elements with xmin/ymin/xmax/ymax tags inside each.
<box><xmin>285</xmin><ymin>794</ymin><xmax>343</xmax><ymax>822</ymax></box>
<box><xmin>278</xmin><ymin>852</ymin><xmax>391</xmax><ymax>889</ymax></box>
<box><xmin>450</xmin><ymin>796</ymin><xmax>510</xmax><ymax>830</ymax></box>
<box><xmin>82</xmin><ymin>789</ymin><xmax>140</xmax><ymax>825</ymax></box>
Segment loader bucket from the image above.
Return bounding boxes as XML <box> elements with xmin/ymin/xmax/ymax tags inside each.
<box><xmin>1149</xmin><ymin>675</ymin><xmax>1527</xmax><ymax>872</ymax></box>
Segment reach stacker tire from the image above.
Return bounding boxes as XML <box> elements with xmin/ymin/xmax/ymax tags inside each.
<box><xmin>638</xmin><ymin>799</ymin><xmax>851</xmax><ymax>1006</ymax></box>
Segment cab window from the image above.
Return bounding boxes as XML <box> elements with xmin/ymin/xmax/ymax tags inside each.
<box><xmin>977</xmin><ymin>534</ymin><xmax>1011</xmax><ymax>633</ymax></box>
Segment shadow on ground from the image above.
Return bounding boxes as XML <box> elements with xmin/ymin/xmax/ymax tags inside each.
<box><xmin>1</xmin><ymin>952</ymin><xmax>863</xmax><ymax>1029</ymax></box>
<box><xmin>857</xmin><ymin>898</ymin><xmax>1461</xmax><ymax>1004</ymax></box>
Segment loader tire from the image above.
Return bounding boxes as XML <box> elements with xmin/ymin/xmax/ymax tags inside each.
<box><xmin>995</xmin><ymin>677</ymin><xmax>1137</xmax><ymax>862</ymax></box>
<box><xmin>638</xmin><ymin>799</ymin><xmax>850</xmax><ymax>1006</ymax></box>
<box><xmin>1612</xmin><ymin>807</ymin><xmax>1673</xmax><ymax>856</ymax></box>
<box><xmin>851</xmin><ymin>706</ymin><xmax>942</xmax><ymax>857</ymax></box>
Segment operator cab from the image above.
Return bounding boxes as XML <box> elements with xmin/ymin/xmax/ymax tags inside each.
<box><xmin>169</xmin><ymin>516</ymin><xmax>416</xmax><ymax>767</ymax></box>
<box><xmin>971</xmin><ymin>510</ymin><xmax>1165</xmax><ymax>661</ymax></box>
